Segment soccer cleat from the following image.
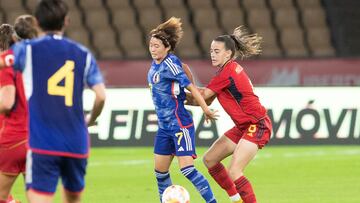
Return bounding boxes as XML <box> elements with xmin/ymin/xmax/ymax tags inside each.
<box><xmin>233</xmin><ymin>200</ymin><xmax>243</xmax><ymax>203</ymax></box>
<box><xmin>8</xmin><ymin>200</ymin><xmax>21</xmax><ymax>203</ymax></box>
<box><xmin>7</xmin><ymin>196</ymin><xmax>20</xmax><ymax>203</ymax></box>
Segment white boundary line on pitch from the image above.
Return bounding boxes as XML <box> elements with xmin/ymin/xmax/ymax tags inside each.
<box><xmin>89</xmin><ymin>149</ymin><xmax>360</xmax><ymax>166</ymax></box>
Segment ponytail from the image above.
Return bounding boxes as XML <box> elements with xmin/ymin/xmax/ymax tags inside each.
<box><xmin>0</xmin><ymin>24</ymin><xmax>15</xmax><ymax>51</ymax></box>
<box><xmin>214</xmin><ymin>26</ymin><xmax>262</xmax><ymax>59</ymax></box>
<box><xmin>231</xmin><ymin>26</ymin><xmax>262</xmax><ymax>59</ymax></box>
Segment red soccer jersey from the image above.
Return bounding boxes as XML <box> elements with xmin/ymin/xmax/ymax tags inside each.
<box><xmin>207</xmin><ymin>60</ymin><xmax>267</xmax><ymax>128</ymax></box>
<box><xmin>0</xmin><ymin>67</ymin><xmax>28</xmax><ymax>148</ymax></box>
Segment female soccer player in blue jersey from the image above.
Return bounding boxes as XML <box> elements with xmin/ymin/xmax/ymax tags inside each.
<box><xmin>148</xmin><ymin>17</ymin><xmax>218</xmax><ymax>203</ymax></box>
<box><xmin>0</xmin><ymin>1</ymin><xmax>106</xmax><ymax>203</ymax></box>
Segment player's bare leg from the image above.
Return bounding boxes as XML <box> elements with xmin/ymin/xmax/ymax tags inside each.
<box><xmin>27</xmin><ymin>189</ymin><xmax>53</xmax><ymax>203</ymax></box>
<box><xmin>228</xmin><ymin>139</ymin><xmax>258</xmax><ymax>179</ymax></box>
<box><xmin>177</xmin><ymin>155</ymin><xmax>194</xmax><ymax>168</ymax></box>
<box><xmin>228</xmin><ymin>139</ymin><xmax>258</xmax><ymax>203</ymax></box>
<box><xmin>203</xmin><ymin>135</ymin><xmax>236</xmax><ymax>168</ymax></box>
<box><xmin>203</xmin><ymin>135</ymin><xmax>242</xmax><ymax>202</ymax></box>
<box><xmin>154</xmin><ymin>154</ymin><xmax>173</xmax><ymax>172</ymax></box>
<box><xmin>0</xmin><ymin>173</ymin><xmax>17</xmax><ymax>202</ymax></box>
<box><xmin>62</xmin><ymin>188</ymin><xmax>81</xmax><ymax>203</ymax></box>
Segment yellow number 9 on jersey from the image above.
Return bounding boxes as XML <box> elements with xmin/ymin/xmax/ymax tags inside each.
<box><xmin>47</xmin><ymin>60</ymin><xmax>75</xmax><ymax>107</ymax></box>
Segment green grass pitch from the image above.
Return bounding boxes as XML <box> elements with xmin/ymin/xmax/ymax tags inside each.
<box><xmin>11</xmin><ymin>146</ymin><xmax>360</xmax><ymax>202</ymax></box>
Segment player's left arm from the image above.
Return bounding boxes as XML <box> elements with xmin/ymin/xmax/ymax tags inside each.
<box><xmin>186</xmin><ymin>84</ymin><xmax>218</xmax><ymax>122</ymax></box>
<box><xmin>0</xmin><ymin>42</ymin><xmax>27</xmax><ymax>71</ymax></box>
<box><xmin>182</xmin><ymin>63</ymin><xmax>195</xmax><ymax>85</ymax></box>
<box><xmin>85</xmin><ymin>53</ymin><xmax>106</xmax><ymax>127</ymax></box>
<box><xmin>200</xmin><ymin>87</ymin><xmax>217</xmax><ymax>105</ymax></box>
<box><xmin>86</xmin><ymin>83</ymin><xmax>106</xmax><ymax>127</ymax></box>
<box><xmin>181</xmin><ymin>63</ymin><xmax>216</xmax><ymax>105</ymax></box>
<box><xmin>186</xmin><ymin>87</ymin><xmax>216</xmax><ymax>106</ymax></box>
<box><xmin>182</xmin><ymin>63</ymin><xmax>200</xmax><ymax>106</ymax></box>
<box><xmin>0</xmin><ymin>50</ymin><xmax>15</xmax><ymax>69</ymax></box>
<box><xmin>0</xmin><ymin>85</ymin><xmax>15</xmax><ymax>114</ymax></box>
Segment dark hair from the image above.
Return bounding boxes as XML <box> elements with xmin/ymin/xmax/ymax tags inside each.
<box><xmin>14</xmin><ymin>15</ymin><xmax>38</xmax><ymax>39</ymax></box>
<box><xmin>149</xmin><ymin>17</ymin><xmax>183</xmax><ymax>52</ymax></box>
<box><xmin>0</xmin><ymin>24</ymin><xmax>15</xmax><ymax>51</ymax></box>
<box><xmin>214</xmin><ymin>26</ymin><xmax>262</xmax><ymax>59</ymax></box>
<box><xmin>35</xmin><ymin>0</ymin><xmax>68</xmax><ymax>31</ymax></box>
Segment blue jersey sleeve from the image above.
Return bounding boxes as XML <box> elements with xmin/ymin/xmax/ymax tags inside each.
<box><xmin>163</xmin><ymin>57</ymin><xmax>191</xmax><ymax>88</ymax></box>
<box><xmin>85</xmin><ymin>53</ymin><xmax>104</xmax><ymax>87</ymax></box>
<box><xmin>11</xmin><ymin>41</ymin><xmax>27</xmax><ymax>72</ymax></box>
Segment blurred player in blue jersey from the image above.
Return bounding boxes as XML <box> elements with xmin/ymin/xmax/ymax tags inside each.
<box><xmin>148</xmin><ymin>17</ymin><xmax>218</xmax><ymax>203</ymax></box>
<box><xmin>0</xmin><ymin>0</ymin><xmax>106</xmax><ymax>203</ymax></box>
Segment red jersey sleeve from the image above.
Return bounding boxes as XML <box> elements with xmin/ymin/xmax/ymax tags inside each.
<box><xmin>206</xmin><ymin>69</ymin><xmax>230</xmax><ymax>94</ymax></box>
<box><xmin>0</xmin><ymin>67</ymin><xmax>15</xmax><ymax>86</ymax></box>
<box><xmin>0</xmin><ymin>49</ymin><xmax>15</xmax><ymax>67</ymax></box>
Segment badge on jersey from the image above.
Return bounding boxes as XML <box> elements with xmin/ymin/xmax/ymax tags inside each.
<box><xmin>235</xmin><ymin>65</ymin><xmax>243</xmax><ymax>74</ymax></box>
<box><xmin>152</xmin><ymin>71</ymin><xmax>160</xmax><ymax>84</ymax></box>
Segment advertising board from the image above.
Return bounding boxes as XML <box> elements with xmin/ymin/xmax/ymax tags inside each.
<box><xmin>84</xmin><ymin>87</ymin><xmax>360</xmax><ymax>146</ymax></box>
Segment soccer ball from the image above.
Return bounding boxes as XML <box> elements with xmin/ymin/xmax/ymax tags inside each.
<box><xmin>162</xmin><ymin>185</ymin><xmax>190</xmax><ymax>203</ymax></box>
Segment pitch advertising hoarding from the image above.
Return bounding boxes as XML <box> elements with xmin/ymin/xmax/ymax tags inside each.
<box><xmin>84</xmin><ymin>87</ymin><xmax>360</xmax><ymax>146</ymax></box>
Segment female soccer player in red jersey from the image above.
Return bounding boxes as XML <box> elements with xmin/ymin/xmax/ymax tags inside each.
<box><xmin>13</xmin><ymin>15</ymin><xmax>39</xmax><ymax>40</ymax></box>
<box><xmin>187</xmin><ymin>26</ymin><xmax>272</xmax><ymax>203</ymax></box>
<box><xmin>0</xmin><ymin>24</ymin><xmax>22</xmax><ymax>203</ymax></box>
<box><xmin>0</xmin><ymin>22</ymin><xmax>29</xmax><ymax>203</ymax></box>
<box><xmin>0</xmin><ymin>15</ymin><xmax>38</xmax><ymax>203</ymax></box>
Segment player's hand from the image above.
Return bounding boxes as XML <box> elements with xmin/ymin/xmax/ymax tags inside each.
<box><xmin>185</xmin><ymin>92</ymin><xmax>198</xmax><ymax>106</ymax></box>
<box><xmin>85</xmin><ymin>114</ymin><xmax>96</xmax><ymax>127</ymax></box>
<box><xmin>204</xmin><ymin>109</ymin><xmax>219</xmax><ymax>123</ymax></box>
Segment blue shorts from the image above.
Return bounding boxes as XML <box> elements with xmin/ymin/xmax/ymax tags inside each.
<box><xmin>26</xmin><ymin>150</ymin><xmax>87</xmax><ymax>194</ymax></box>
<box><xmin>154</xmin><ymin>126</ymin><xmax>196</xmax><ymax>157</ymax></box>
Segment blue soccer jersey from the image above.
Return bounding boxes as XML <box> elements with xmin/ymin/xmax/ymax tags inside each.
<box><xmin>148</xmin><ymin>54</ymin><xmax>193</xmax><ymax>130</ymax></box>
<box><xmin>11</xmin><ymin>34</ymin><xmax>103</xmax><ymax>158</ymax></box>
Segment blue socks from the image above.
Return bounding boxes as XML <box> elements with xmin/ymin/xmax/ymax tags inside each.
<box><xmin>155</xmin><ymin>170</ymin><xmax>172</xmax><ymax>202</ymax></box>
<box><xmin>181</xmin><ymin>165</ymin><xmax>217</xmax><ymax>203</ymax></box>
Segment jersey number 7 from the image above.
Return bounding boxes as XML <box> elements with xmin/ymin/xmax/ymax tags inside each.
<box><xmin>47</xmin><ymin>60</ymin><xmax>75</xmax><ymax>107</ymax></box>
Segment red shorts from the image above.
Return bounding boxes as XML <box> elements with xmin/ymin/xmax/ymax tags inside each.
<box><xmin>225</xmin><ymin>116</ymin><xmax>272</xmax><ymax>149</ymax></box>
<box><xmin>0</xmin><ymin>140</ymin><xmax>27</xmax><ymax>175</ymax></box>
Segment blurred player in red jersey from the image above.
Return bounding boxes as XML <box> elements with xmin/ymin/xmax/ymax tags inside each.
<box><xmin>13</xmin><ymin>15</ymin><xmax>39</xmax><ymax>41</ymax></box>
<box><xmin>187</xmin><ymin>26</ymin><xmax>272</xmax><ymax>203</ymax></box>
<box><xmin>0</xmin><ymin>19</ymin><xmax>35</xmax><ymax>203</ymax></box>
<box><xmin>0</xmin><ymin>15</ymin><xmax>38</xmax><ymax>203</ymax></box>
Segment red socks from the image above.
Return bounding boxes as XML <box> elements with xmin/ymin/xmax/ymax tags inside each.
<box><xmin>234</xmin><ymin>176</ymin><xmax>257</xmax><ymax>203</ymax></box>
<box><xmin>208</xmin><ymin>162</ymin><xmax>238</xmax><ymax>197</ymax></box>
<box><xmin>208</xmin><ymin>163</ymin><xmax>258</xmax><ymax>203</ymax></box>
